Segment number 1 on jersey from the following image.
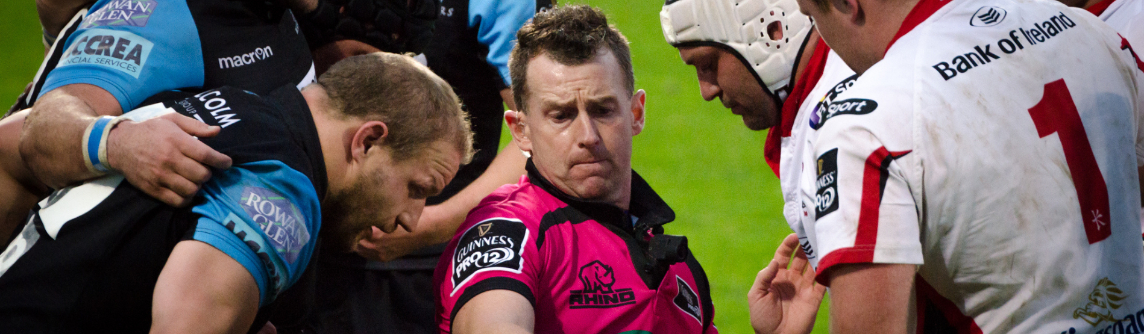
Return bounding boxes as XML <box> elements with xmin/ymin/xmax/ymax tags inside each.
<box><xmin>1027</xmin><ymin>79</ymin><xmax>1111</xmax><ymax>244</ymax></box>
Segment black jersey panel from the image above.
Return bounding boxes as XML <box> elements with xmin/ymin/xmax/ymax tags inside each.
<box><xmin>158</xmin><ymin>86</ymin><xmax>326</xmax><ymax>197</ymax></box>
<box><xmin>187</xmin><ymin>0</ymin><xmax>314</xmax><ymax>95</ymax></box>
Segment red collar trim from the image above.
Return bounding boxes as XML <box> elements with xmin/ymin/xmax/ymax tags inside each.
<box><xmin>1087</xmin><ymin>0</ymin><xmax>1115</xmax><ymax>15</ymax></box>
<box><xmin>886</xmin><ymin>0</ymin><xmax>953</xmax><ymax>54</ymax></box>
<box><xmin>764</xmin><ymin>39</ymin><xmax>832</xmax><ymax>177</ymax></box>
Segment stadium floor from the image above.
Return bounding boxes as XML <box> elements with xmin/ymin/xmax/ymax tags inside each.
<box><xmin>0</xmin><ymin>1</ymin><xmax>831</xmax><ymax>332</ymax></box>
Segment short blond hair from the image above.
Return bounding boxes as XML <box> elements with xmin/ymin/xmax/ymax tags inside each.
<box><xmin>318</xmin><ymin>52</ymin><xmax>473</xmax><ymax>163</ymax></box>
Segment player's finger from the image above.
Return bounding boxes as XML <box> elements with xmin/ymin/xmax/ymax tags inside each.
<box><xmin>773</xmin><ymin>233</ymin><xmax>800</xmax><ymax>269</ymax></box>
<box><xmin>813</xmin><ymin>281</ymin><xmax>827</xmax><ymax>296</ymax></box>
<box><xmin>148</xmin><ymin>185</ymin><xmax>192</xmax><ymax>208</ymax></box>
<box><xmin>159</xmin><ymin>173</ymin><xmax>201</xmax><ymax>203</ymax></box>
<box><xmin>178</xmin><ymin>136</ymin><xmax>232</xmax><ymax>170</ymax></box>
<box><xmin>168</xmin><ymin>113</ymin><xmax>223</xmax><ymax>138</ymax></box>
<box><xmin>789</xmin><ymin>240</ymin><xmax>810</xmax><ymax>275</ymax></box>
<box><xmin>752</xmin><ymin>261</ymin><xmax>780</xmax><ymax>293</ymax></box>
<box><xmin>170</xmin><ymin>155</ymin><xmax>213</xmax><ymax>185</ymax></box>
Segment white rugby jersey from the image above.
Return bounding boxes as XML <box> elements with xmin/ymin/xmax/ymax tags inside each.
<box><xmin>798</xmin><ymin>0</ymin><xmax>1144</xmax><ymax>332</ymax></box>
<box><xmin>775</xmin><ymin>43</ymin><xmax>857</xmax><ymax>268</ymax></box>
<box><xmin>1092</xmin><ymin>0</ymin><xmax>1144</xmax><ymax>242</ymax></box>
<box><xmin>1096</xmin><ymin>0</ymin><xmax>1143</xmax><ymax>50</ymax></box>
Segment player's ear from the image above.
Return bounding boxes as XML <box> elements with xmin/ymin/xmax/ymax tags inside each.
<box><xmin>833</xmin><ymin>0</ymin><xmax>863</xmax><ymax>23</ymax></box>
<box><xmin>350</xmin><ymin>120</ymin><xmax>389</xmax><ymax>162</ymax></box>
<box><xmin>630</xmin><ymin>89</ymin><xmax>646</xmax><ymax>136</ymax></box>
<box><xmin>505</xmin><ymin>110</ymin><xmax>532</xmax><ymax>153</ymax></box>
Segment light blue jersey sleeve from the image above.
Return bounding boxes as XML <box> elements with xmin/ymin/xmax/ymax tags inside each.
<box><xmin>37</xmin><ymin>0</ymin><xmax>205</xmax><ymax>112</ymax></box>
<box><xmin>470</xmin><ymin>0</ymin><xmax>537</xmax><ymax>86</ymax></box>
<box><xmin>190</xmin><ymin>161</ymin><xmax>321</xmax><ymax>307</ymax></box>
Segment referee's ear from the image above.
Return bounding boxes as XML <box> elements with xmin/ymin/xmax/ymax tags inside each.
<box><xmin>630</xmin><ymin>89</ymin><xmax>646</xmax><ymax>136</ymax></box>
<box><xmin>504</xmin><ymin>110</ymin><xmax>532</xmax><ymax>155</ymax></box>
<box><xmin>351</xmin><ymin>120</ymin><xmax>390</xmax><ymax>161</ymax></box>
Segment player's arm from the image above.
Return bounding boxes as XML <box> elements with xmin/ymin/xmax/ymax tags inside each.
<box><xmin>356</xmin><ymin>138</ymin><xmax>525</xmax><ymax>260</ymax></box>
<box><xmin>454</xmin><ymin>290</ymin><xmax>535</xmax><ymax>334</ymax></box>
<box><xmin>151</xmin><ymin>240</ymin><xmax>260</xmax><ymax>334</ymax></box>
<box><xmin>809</xmin><ymin>86</ymin><xmax>922</xmax><ymax>333</ymax></box>
<box><xmin>824</xmin><ymin>263</ymin><xmax>914</xmax><ymax>334</ymax></box>
<box><xmin>21</xmin><ymin>85</ymin><xmax>231</xmax><ymax>206</ymax></box>
<box><xmin>36</xmin><ymin>0</ymin><xmax>91</xmax><ymax>42</ymax></box>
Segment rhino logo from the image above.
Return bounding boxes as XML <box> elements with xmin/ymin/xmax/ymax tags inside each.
<box><xmin>579</xmin><ymin>260</ymin><xmax>616</xmax><ymax>294</ymax></box>
<box><xmin>1073</xmin><ymin>277</ymin><xmax>1128</xmax><ymax>326</ymax></box>
<box><xmin>569</xmin><ymin>260</ymin><xmax>635</xmax><ymax>308</ymax></box>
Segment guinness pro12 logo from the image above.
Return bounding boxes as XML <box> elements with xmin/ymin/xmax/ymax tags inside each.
<box><xmin>451</xmin><ymin>218</ymin><xmax>528</xmax><ymax>293</ymax></box>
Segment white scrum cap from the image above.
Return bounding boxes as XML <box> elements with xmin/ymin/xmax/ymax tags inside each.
<box><xmin>661</xmin><ymin>0</ymin><xmax>812</xmax><ymax>102</ymax></box>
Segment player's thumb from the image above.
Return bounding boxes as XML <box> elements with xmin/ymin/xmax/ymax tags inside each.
<box><xmin>169</xmin><ymin>113</ymin><xmax>223</xmax><ymax>138</ymax></box>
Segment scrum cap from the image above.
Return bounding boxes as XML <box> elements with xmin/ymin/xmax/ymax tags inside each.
<box><xmin>660</xmin><ymin>0</ymin><xmax>812</xmax><ymax>102</ymax></box>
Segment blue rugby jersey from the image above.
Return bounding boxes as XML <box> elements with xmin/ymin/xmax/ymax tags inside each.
<box><xmin>33</xmin><ymin>0</ymin><xmax>314</xmax><ymax>112</ymax></box>
<box><xmin>0</xmin><ymin>85</ymin><xmax>325</xmax><ymax>333</ymax></box>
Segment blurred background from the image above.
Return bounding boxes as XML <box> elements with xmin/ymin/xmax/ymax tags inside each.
<box><xmin>0</xmin><ymin>0</ymin><xmax>830</xmax><ymax>332</ymax></box>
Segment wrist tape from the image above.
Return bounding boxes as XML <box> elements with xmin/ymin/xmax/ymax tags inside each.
<box><xmin>81</xmin><ymin>116</ymin><xmax>127</xmax><ymax>174</ymax></box>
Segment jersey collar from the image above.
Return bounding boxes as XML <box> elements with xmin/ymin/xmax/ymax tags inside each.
<box><xmin>268</xmin><ymin>86</ymin><xmax>329</xmax><ymax>200</ymax></box>
<box><xmin>764</xmin><ymin>38</ymin><xmax>833</xmax><ymax>177</ymax></box>
<box><xmin>525</xmin><ymin>159</ymin><xmax>676</xmax><ymax>231</ymax></box>
<box><xmin>1086</xmin><ymin>0</ymin><xmax>1115</xmax><ymax>15</ymax></box>
<box><xmin>886</xmin><ymin>0</ymin><xmax>953</xmax><ymax>54</ymax></box>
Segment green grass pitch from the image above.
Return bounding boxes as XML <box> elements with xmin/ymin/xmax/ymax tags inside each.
<box><xmin>0</xmin><ymin>1</ymin><xmax>830</xmax><ymax>332</ymax></box>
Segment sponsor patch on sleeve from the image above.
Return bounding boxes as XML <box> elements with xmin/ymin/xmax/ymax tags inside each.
<box><xmin>451</xmin><ymin>218</ymin><xmax>529</xmax><ymax>293</ymax></box>
<box><xmin>815</xmin><ymin>148</ymin><xmax>840</xmax><ymax>218</ymax></box>
<box><xmin>674</xmin><ymin>276</ymin><xmax>703</xmax><ymax>324</ymax></box>
<box><xmin>58</xmin><ymin>29</ymin><xmax>153</xmax><ymax>78</ymax></box>
<box><xmin>240</xmin><ymin>186</ymin><xmax>310</xmax><ymax>264</ymax></box>
<box><xmin>81</xmin><ymin>0</ymin><xmax>158</xmax><ymax>28</ymax></box>
<box><xmin>809</xmin><ymin>74</ymin><xmax>859</xmax><ymax>129</ymax></box>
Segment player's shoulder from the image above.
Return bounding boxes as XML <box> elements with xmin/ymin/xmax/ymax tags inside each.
<box><xmin>809</xmin><ymin>65</ymin><xmax>912</xmax><ymax>134</ymax></box>
<box><xmin>161</xmin><ymin>86</ymin><xmax>272</xmax><ymax>129</ymax></box>
<box><xmin>468</xmin><ymin>176</ymin><xmax>562</xmax><ymax>228</ymax></box>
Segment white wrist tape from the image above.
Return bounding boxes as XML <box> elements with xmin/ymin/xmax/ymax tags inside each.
<box><xmin>81</xmin><ymin>116</ymin><xmax>127</xmax><ymax>174</ymax></box>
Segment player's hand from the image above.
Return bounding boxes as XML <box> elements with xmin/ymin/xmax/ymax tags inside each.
<box><xmin>106</xmin><ymin>113</ymin><xmax>232</xmax><ymax>207</ymax></box>
<box><xmin>354</xmin><ymin>203</ymin><xmax>454</xmax><ymax>261</ymax></box>
<box><xmin>749</xmin><ymin>233</ymin><xmax>826</xmax><ymax>334</ymax></box>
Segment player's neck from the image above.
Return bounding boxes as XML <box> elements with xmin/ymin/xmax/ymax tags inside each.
<box><xmin>1083</xmin><ymin>0</ymin><xmax>1109</xmax><ymax>10</ymax></box>
<box><xmin>793</xmin><ymin>30</ymin><xmax>822</xmax><ymax>84</ymax></box>
<box><xmin>303</xmin><ymin>85</ymin><xmax>347</xmax><ymax>199</ymax></box>
<box><xmin>850</xmin><ymin>0</ymin><xmax>919</xmax><ymax>74</ymax></box>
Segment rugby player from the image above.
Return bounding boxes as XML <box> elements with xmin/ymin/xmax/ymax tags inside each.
<box><xmin>17</xmin><ymin>0</ymin><xmax>317</xmax><ymax>212</ymax></box>
<box><xmin>303</xmin><ymin>1</ymin><xmax>545</xmax><ymax>332</ymax></box>
<box><xmin>3</xmin><ymin>0</ymin><xmax>320</xmax><ymax>247</ymax></box>
<box><xmin>659</xmin><ymin>0</ymin><xmax>857</xmax><ymax>331</ymax></box>
<box><xmin>772</xmin><ymin>0</ymin><xmax>1144</xmax><ymax>331</ymax></box>
<box><xmin>0</xmin><ymin>52</ymin><xmax>473</xmax><ymax>333</ymax></box>
<box><xmin>435</xmin><ymin>6</ymin><xmax>718</xmax><ymax>333</ymax></box>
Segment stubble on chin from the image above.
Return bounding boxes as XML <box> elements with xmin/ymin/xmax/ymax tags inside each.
<box><xmin>320</xmin><ymin>188</ymin><xmax>372</xmax><ymax>253</ymax></box>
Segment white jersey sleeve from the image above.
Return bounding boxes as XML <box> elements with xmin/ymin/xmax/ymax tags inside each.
<box><xmin>805</xmin><ymin>66</ymin><xmax>924</xmax><ymax>281</ymax></box>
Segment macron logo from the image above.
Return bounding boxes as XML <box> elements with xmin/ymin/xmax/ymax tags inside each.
<box><xmin>218</xmin><ymin>46</ymin><xmax>274</xmax><ymax>69</ymax></box>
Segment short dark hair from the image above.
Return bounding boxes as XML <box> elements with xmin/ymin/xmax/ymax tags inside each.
<box><xmin>317</xmin><ymin>52</ymin><xmax>473</xmax><ymax>163</ymax></box>
<box><xmin>509</xmin><ymin>5</ymin><xmax>634</xmax><ymax>112</ymax></box>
